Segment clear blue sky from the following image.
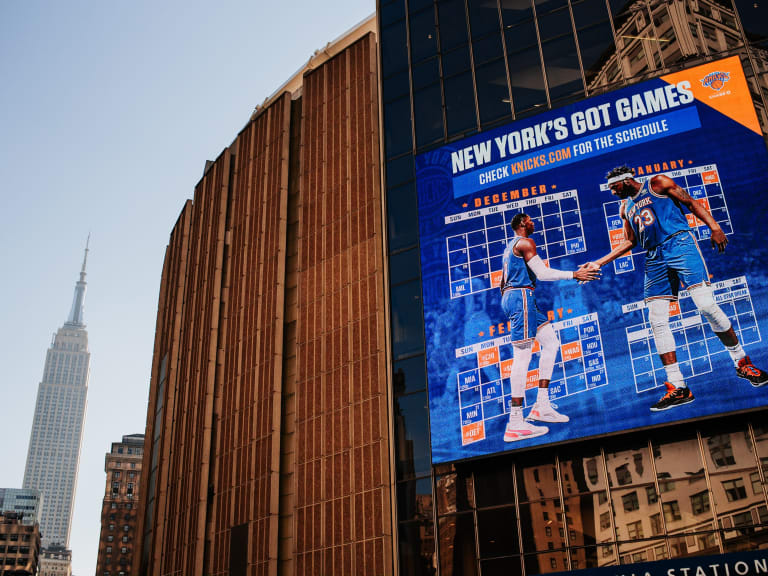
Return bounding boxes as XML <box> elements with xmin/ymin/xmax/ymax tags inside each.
<box><xmin>0</xmin><ymin>1</ymin><xmax>374</xmax><ymax>573</ymax></box>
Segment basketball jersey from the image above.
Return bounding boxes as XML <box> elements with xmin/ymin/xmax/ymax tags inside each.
<box><xmin>624</xmin><ymin>180</ymin><xmax>690</xmax><ymax>250</ymax></box>
<box><xmin>500</xmin><ymin>237</ymin><xmax>536</xmax><ymax>292</ymax></box>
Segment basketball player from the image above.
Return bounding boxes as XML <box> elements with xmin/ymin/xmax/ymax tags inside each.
<box><xmin>501</xmin><ymin>212</ymin><xmax>600</xmax><ymax>442</ymax></box>
<box><xmin>586</xmin><ymin>166</ymin><xmax>767</xmax><ymax>411</ymax></box>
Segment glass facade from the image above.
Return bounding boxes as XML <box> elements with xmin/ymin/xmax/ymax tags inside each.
<box><xmin>378</xmin><ymin>0</ymin><xmax>768</xmax><ymax>573</ymax></box>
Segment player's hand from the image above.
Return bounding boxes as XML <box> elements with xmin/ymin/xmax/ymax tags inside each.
<box><xmin>579</xmin><ymin>261</ymin><xmax>601</xmax><ymax>272</ymax></box>
<box><xmin>710</xmin><ymin>228</ymin><xmax>727</xmax><ymax>253</ymax></box>
<box><xmin>574</xmin><ymin>264</ymin><xmax>601</xmax><ymax>283</ymax></box>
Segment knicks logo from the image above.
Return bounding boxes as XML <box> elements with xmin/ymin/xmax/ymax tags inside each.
<box><xmin>700</xmin><ymin>71</ymin><xmax>730</xmax><ymax>91</ymax></box>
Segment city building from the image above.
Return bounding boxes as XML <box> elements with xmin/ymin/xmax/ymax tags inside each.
<box><xmin>23</xmin><ymin>244</ymin><xmax>90</xmax><ymax>548</ymax></box>
<box><xmin>94</xmin><ymin>434</ymin><xmax>144</xmax><ymax>576</ymax></box>
<box><xmin>38</xmin><ymin>545</ymin><xmax>71</xmax><ymax>576</ymax></box>
<box><xmin>134</xmin><ymin>1</ymin><xmax>768</xmax><ymax>575</ymax></box>
<box><xmin>0</xmin><ymin>490</ymin><xmax>43</xmax><ymax>527</ymax></box>
<box><xmin>0</xmin><ymin>511</ymin><xmax>41</xmax><ymax>576</ymax></box>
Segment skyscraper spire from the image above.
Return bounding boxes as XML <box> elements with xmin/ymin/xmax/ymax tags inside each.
<box><xmin>66</xmin><ymin>235</ymin><xmax>89</xmax><ymax>326</ymax></box>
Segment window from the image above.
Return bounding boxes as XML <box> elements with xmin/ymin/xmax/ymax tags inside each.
<box><xmin>750</xmin><ymin>471</ymin><xmax>762</xmax><ymax>495</ymax></box>
<box><xmin>615</xmin><ymin>464</ymin><xmax>632</xmax><ymax>485</ymax></box>
<box><xmin>646</xmin><ymin>486</ymin><xmax>658</xmax><ymax>504</ymax></box>
<box><xmin>627</xmin><ymin>520</ymin><xmax>644</xmax><ymax>539</ymax></box>
<box><xmin>121</xmin><ymin>547</ymin><xmax>128</xmax><ymax>554</ymax></box>
<box><xmin>708</xmin><ymin>435</ymin><xmax>736</xmax><ymax>467</ymax></box>
<box><xmin>722</xmin><ymin>479</ymin><xmax>747</xmax><ymax>502</ymax></box>
<box><xmin>659</xmin><ymin>480</ymin><xmax>675</xmax><ymax>493</ymax></box>
<box><xmin>113</xmin><ymin>471</ymin><xmax>121</xmax><ymax>479</ymax></box>
<box><xmin>106</xmin><ymin>546</ymin><xmax>112</xmax><ymax>554</ymax></box>
<box><xmin>663</xmin><ymin>501</ymin><xmax>682</xmax><ymax>523</ymax></box>
<box><xmin>690</xmin><ymin>490</ymin><xmax>710</xmax><ymax>515</ymax></box>
<box><xmin>550</xmin><ymin>558</ymin><xmax>558</xmax><ymax>569</ymax></box>
<box><xmin>622</xmin><ymin>491</ymin><xmax>640</xmax><ymax>512</ymax></box>
<box><xmin>600</xmin><ymin>511</ymin><xmax>611</xmax><ymax>530</ymax></box>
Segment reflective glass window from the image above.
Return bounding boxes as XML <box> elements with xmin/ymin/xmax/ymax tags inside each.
<box><xmin>398</xmin><ymin>477</ymin><xmax>434</xmax><ymax>522</ymax></box>
<box><xmin>384</xmin><ymin>97</ymin><xmax>413</xmax><ymax>159</ymax></box>
<box><xmin>468</xmin><ymin>0</ymin><xmax>502</xmax><ymax>38</ymax></box>
<box><xmin>473</xmin><ymin>33</ymin><xmax>505</xmax><ymax>65</ymax></box>
<box><xmin>507</xmin><ymin>45</ymin><xmax>548</xmax><ymax>114</ymax></box>
<box><xmin>475</xmin><ymin>460</ymin><xmax>515</xmax><ymax>508</ymax></box>
<box><xmin>390</xmin><ymin>248</ymin><xmax>421</xmax><ymax>286</ymax></box>
<box><xmin>437</xmin><ymin>470</ymin><xmax>475</xmax><ymax>514</ymax></box>
<box><xmin>562</xmin><ymin>493</ymin><xmax>607</xmax><ymax>546</ymax></box>
<box><xmin>535</xmin><ymin>0</ymin><xmax>568</xmax><ymax>16</ymax></box>
<box><xmin>577</xmin><ymin>21</ymin><xmax>620</xmax><ymax>92</ymax></box>
<box><xmin>393</xmin><ymin>390</ymin><xmax>431</xmax><ymax>479</ymax></box>
<box><xmin>537</xmin><ymin>8</ymin><xmax>572</xmax><ymax>41</ymax></box>
<box><xmin>476</xmin><ymin>58</ymin><xmax>512</xmax><ymax>125</ymax></box>
<box><xmin>438</xmin><ymin>0</ymin><xmax>469</xmax><ymax>51</ymax></box>
<box><xmin>734</xmin><ymin>0</ymin><xmax>768</xmax><ymax>47</ymax></box>
<box><xmin>393</xmin><ymin>355</ymin><xmax>427</xmax><ymax>397</ymax></box>
<box><xmin>438</xmin><ymin>513</ymin><xmax>478</xmax><ymax>576</ymax></box>
<box><xmin>442</xmin><ymin>45</ymin><xmax>472</xmax><ymax>77</ymax></box>
<box><xmin>387</xmin><ymin>181</ymin><xmax>419</xmax><ymax>251</ymax></box>
<box><xmin>409</xmin><ymin>0</ymin><xmax>433</xmax><ymax>13</ymax></box>
<box><xmin>559</xmin><ymin>449</ymin><xmax>607</xmax><ymax>493</ymax></box>
<box><xmin>542</xmin><ymin>35</ymin><xmax>584</xmax><ymax>101</ymax></box>
<box><xmin>504</xmin><ymin>19</ymin><xmax>538</xmax><ymax>50</ymax></box>
<box><xmin>391</xmin><ymin>280</ymin><xmax>425</xmax><ymax>358</ymax></box>
<box><xmin>380</xmin><ymin>0</ymin><xmax>406</xmax><ymax>27</ymax></box>
<box><xmin>386</xmin><ymin>155</ymin><xmax>415</xmax><ymax>188</ymax></box>
<box><xmin>659</xmin><ymin>475</ymin><xmax>710</xmax><ymax>529</ymax></box>
<box><xmin>501</xmin><ymin>0</ymin><xmax>534</xmax><ymax>27</ymax></box>
<box><xmin>478</xmin><ymin>506</ymin><xmax>522</xmax><ymax>557</ymax></box>
<box><xmin>384</xmin><ymin>69</ymin><xmax>411</xmax><ymax>103</ymax></box>
<box><xmin>414</xmin><ymin>83</ymin><xmax>444</xmax><ymax>146</ymax></box>
<box><xmin>519</xmin><ymin>500</ymin><xmax>565</xmax><ymax>551</ymax></box>
<box><xmin>410</xmin><ymin>7</ymin><xmax>438</xmax><ymax>63</ymax></box>
<box><xmin>444</xmin><ymin>71</ymin><xmax>478</xmax><ymax>135</ymax></box>
<box><xmin>605</xmin><ymin>443</ymin><xmax>654</xmax><ymax>486</ymax></box>
<box><xmin>653</xmin><ymin>434</ymin><xmax>704</xmax><ymax>478</ymax></box>
<box><xmin>480</xmin><ymin>556</ymin><xmax>524</xmax><ymax>576</ymax></box>
<box><xmin>516</xmin><ymin>457</ymin><xmax>560</xmax><ymax>502</ymax></box>
<box><xmin>618</xmin><ymin>540</ymin><xmax>664</xmax><ymax>562</ymax></box>
<box><xmin>398</xmin><ymin>520</ymin><xmax>436</xmax><ymax>576</ymax></box>
<box><xmin>572</xmin><ymin>0</ymin><xmax>609</xmax><ymax>28</ymax></box>
<box><xmin>523</xmin><ymin>552</ymin><xmax>567</xmax><ymax>574</ymax></box>
<box><xmin>381</xmin><ymin>21</ymin><xmax>409</xmax><ymax>77</ymax></box>
<box><xmin>413</xmin><ymin>57</ymin><xmax>440</xmax><ymax>91</ymax></box>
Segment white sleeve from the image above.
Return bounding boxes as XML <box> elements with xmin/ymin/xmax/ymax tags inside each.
<box><xmin>527</xmin><ymin>255</ymin><xmax>573</xmax><ymax>281</ymax></box>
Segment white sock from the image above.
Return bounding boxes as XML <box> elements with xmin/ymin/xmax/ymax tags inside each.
<box><xmin>509</xmin><ymin>405</ymin><xmax>523</xmax><ymax>422</ymax></box>
<box><xmin>536</xmin><ymin>387</ymin><xmax>550</xmax><ymax>406</ymax></box>
<box><xmin>725</xmin><ymin>343</ymin><xmax>746</xmax><ymax>366</ymax></box>
<box><xmin>664</xmin><ymin>362</ymin><xmax>686</xmax><ymax>388</ymax></box>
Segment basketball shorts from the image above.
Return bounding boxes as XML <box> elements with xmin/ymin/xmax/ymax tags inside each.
<box><xmin>501</xmin><ymin>287</ymin><xmax>548</xmax><ymax>342</ymax></box>
<box><xmin>644</xmin><ymin>231</ymin><xmax>710</xmax><ymax>301</ymax></box>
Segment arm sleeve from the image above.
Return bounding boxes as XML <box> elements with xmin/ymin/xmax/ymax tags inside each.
<box><xmin>526</xmin><ymin>255</ymin><xmax>573</xmax><ymax>281</ymax></box>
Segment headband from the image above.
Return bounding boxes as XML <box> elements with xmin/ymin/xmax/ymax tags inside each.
<box><xmin>607</xmin><ymin>173</ymin><xmax>633</xmax><ymax>185</ymax></box>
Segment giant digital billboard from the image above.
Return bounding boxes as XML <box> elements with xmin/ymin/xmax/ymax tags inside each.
<box><xmin>416</xmin><ymin>56</ymin><xmax>768</xmax><ymax>464</ymax></box>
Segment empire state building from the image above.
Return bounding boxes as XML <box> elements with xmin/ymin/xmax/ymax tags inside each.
<box><xmin>23</xmin><ymin>243</ymin><xmax>90</xmax><ymax>547</ymax></box>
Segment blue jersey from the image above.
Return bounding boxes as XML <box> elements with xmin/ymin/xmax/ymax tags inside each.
<box><xmin>500</xmin><ymin>237</ymin><xmax>536</xmax><ymax>292</ymax></box>
<box><xmin>624</xmin><ymin>180</ymin><xmax>690</xmax><ymax>250</ymax></box>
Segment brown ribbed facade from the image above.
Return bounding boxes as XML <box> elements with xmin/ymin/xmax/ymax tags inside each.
<box><xmin>135</xmin><ymin>31</ymin><xmax>392</xmax><ymax>576</ymax></box>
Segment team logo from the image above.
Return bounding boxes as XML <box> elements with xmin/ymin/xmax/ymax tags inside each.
<box><xmin>700</xmin><ymin>71</ymin><xmax>730</xmax><ymax>91</ymax></box>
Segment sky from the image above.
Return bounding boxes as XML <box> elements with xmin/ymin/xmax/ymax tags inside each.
<box><xmin>0</xmin><ymin>1</ymin><xmax>374</xmax><ymax>574</ymax></box>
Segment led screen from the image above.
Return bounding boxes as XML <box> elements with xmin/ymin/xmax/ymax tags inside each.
<box><xmin>415</xmin><ymin>56</ymin><xmax>768</xmax><ymax>464</ymax></box>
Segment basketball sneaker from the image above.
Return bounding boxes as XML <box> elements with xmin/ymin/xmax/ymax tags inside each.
<box><xmin>736</xmin><ymin>356</ymin><xmax>768</xmax><ymax>387</ymax></box>
<box><xmin>504</xmin><ymin>420</ymin><xmax>549</xmax><ymax>442</ymax></box>
<box><xmin>650</xmin><ymin>382</ymin><xmax>694</xmax><ymax>412</ymax></box>
<box><xmin>526</xmin><ymin>403</ymin><xmax>570</xmax><ymax>423</ymax></box>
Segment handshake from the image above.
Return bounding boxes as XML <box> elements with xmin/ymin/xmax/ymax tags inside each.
<box><xmin>575</xmin><ymin>261</ymin><xmax>601</xmax><ymax>284</ymax></box>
